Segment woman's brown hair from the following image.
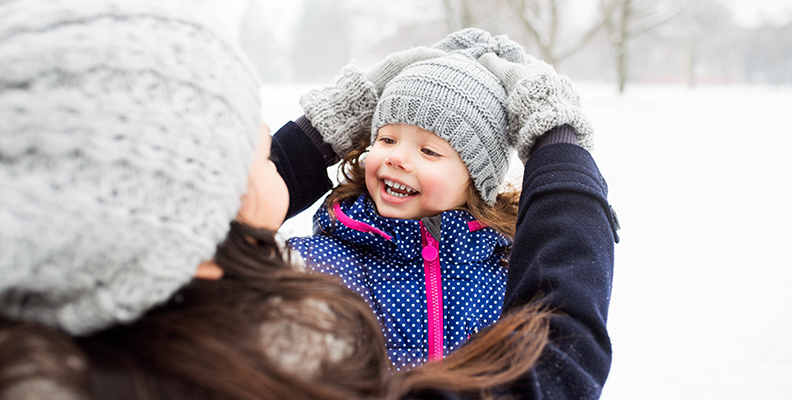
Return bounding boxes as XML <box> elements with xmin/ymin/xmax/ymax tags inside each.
<box><xmin>325</xmin><ymin>139</ymin><xmax>521</xmax><ymax>239</ymax></box>
<box><xmin>388</xmin><ymin>303</ymin><xmax>550</xmax><ymax>400</ymax></box>
<box><xmin>0</xmin><ymin>222</ymin><xmax>550</xmax><ymax>400</ymax></box>
<box><xmin>76</xmin><ymin>221</ymin><xmax>394</xmax><ymax>400</ymax></box>
<box><xmin>0</xmin><ymin>222</ymin><xmax>393</xmax><ymax>400</ymax></box>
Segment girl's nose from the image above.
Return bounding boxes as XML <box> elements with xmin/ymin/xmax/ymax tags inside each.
<box><xmin>385</xmin><ymin>146</ymin><xmax>412</xmax><ymax>171</ymax></box>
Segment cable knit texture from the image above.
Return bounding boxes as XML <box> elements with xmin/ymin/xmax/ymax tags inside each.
<box><xmin>478</xmin><ymin>52</ymin><xmax>594</xmax><ymax>164</ymax></box>
<box><xmin>299</xmin><ymin>65</ymin><xmax>378</xmax><ymax>158</ymax></box>
<box><xmin>0</xmin><ymin>0</ymin><xmax>261</xmax><ymax>335</ymax></box>
<box><xmin>432</xmin><ymin>27</ymin><xmax>526</xmax><ymax>64</ymax></box>
<box><xmin>299</xmin><ymin>47</ymin><xmax>446</xmax><ymax>160</ymax></box>
<box><xmin>371</xmin><ymin>28</ymin><xmax>524</xmax><ymax>204</ymax></box>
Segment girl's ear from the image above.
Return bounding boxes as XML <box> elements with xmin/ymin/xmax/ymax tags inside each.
<box><xmin>194</xmin><ymin>261</ymin><xmax>224</xmax><ymax>280</ymax></box>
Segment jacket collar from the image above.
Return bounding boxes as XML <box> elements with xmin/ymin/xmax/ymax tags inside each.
<box><xmin>313</xmin><ymin>195</ymin><xmax>511</xmax><ymax>262</ymax></box>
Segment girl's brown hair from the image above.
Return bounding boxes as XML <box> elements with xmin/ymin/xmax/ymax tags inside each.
<box><xmin>326</xmin><ymin>140</ymin><xmax>521</xmax><ymax>240</ymax></box>
<box><xmin>0</xmin><ymin>221</ymin><xmax>550</xmax><ymax>400</ymax></box>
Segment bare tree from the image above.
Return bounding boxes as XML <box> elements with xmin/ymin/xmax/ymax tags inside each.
<box><xmin>441</xmin><ymin>0</ymin><xmax>517</xmax><ymax>34</ymax></box>
<box><xmin>602</xmin><ymin>0</ymin><xmax>694</xmax><ymax>92</ymax></box>
<box><xmin>508</xmin><ymin>0</ymin><xmax>621</xmax><ymax>66</ymax></box>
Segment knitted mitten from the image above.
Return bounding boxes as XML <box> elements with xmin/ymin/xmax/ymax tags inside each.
<box><xmin>299</xmin><ymin>47</ymin><xmax>446</xmax><ymax>158</ymax></box>
<box><xmin>478</xmin><ymin>52</ymin><xmax>593</xmax><ymax>163</ymax></box>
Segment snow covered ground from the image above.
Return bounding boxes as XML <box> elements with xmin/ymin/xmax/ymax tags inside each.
<box><xmin>585</xmin><ymin>83</ymin><xmax>792</xmax><ymax>399</ymax></box>
<box><xmin>262</xmin><ymin>82</ymin><xmax>792</xmax><ymax>399</ymax></box>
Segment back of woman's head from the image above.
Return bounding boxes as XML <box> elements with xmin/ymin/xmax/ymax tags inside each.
<box><xmin>0</xmin><ymin>0</ymin><xmax>261</xmax><ymax>336</ymax></box>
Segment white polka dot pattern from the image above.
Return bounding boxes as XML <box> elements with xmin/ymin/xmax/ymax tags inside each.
<box><xmin>288</xmin><ymin>195</ymin><xmax>510</xmax><ymax>370</ymax></box>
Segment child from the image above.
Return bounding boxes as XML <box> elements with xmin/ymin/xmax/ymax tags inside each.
<box><xmin>288</xmin><ymin>29</ymin><xmax>531</xmax><ymax>370</ymax></box>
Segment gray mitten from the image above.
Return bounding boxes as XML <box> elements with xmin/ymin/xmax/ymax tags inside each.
<box><xmin>300</xmin><ymin>47</ymin><xmax>446</xmax><ymax>158</ymax></box>
<box><xmin>366</xmin><ymin>46</ymin><xmax>448</xmax><ymax>95</ymax></box>
<box><xmin>478</xmin><ymin>52</ymin><xmax>593</xmax><ymax>163</ymax></box>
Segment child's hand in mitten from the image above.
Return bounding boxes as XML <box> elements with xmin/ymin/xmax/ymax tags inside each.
<box><xmin>300</xmin><ymin>47</ymin><xmax>446</xmax><ymax>159</ymax></box>
<box><xmin>478</xmin><ymin>52</ymin><xmax>593</xmax><ymax>163</ymax></box>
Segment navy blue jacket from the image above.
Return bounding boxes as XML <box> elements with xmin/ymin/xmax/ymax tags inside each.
<box><xmin>272</xmin><ymin>121</ymin><xmax>618</xmax><ymax>399</ymax></box>
<box><xmin>288</xmin><ymin>194</ymin><xmax>510</xmax><ymax>370</ymax></box>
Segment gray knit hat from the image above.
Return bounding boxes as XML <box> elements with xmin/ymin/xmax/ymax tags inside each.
<box><xmin>371</xmin><ymin>28</ymin><xmax>526</xmax><ymax>204</ymax></box>
<box><xmin>0</xmin><ymin>0</ymin><xmax>262</xmax><ymax>335</ymax></box>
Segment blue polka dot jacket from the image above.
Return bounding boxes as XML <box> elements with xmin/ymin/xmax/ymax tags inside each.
<box><xmin>288</xmin><ymin>194</ymin><xmax>510</xmax><ymax>370</ymax></box>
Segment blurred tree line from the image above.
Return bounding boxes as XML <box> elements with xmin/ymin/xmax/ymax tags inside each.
<box><xmin>236</xmin><ymin>0</ymin><xmax>792</xmax><ymax>91</ymax></box>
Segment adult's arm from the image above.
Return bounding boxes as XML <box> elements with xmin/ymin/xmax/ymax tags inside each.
<box><xmin>271</xmin><ymin>116</ymin><xmax>336</xmax><ymax>219</ymax></box>
<box><xmin>502</xmin><ymin>139</ymin><xmax>619</xmax><ymax>399</ymax></box>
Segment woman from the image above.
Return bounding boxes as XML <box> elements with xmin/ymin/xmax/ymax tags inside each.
<box><xmin>0</xmin><ymin>1</ymin><xmax>391</xmax><ymax>398</ymax></box>
<box><xmin>0</xmin><ymin>0</ymin><xmax>618</xmax><ymax>399</ymax></box>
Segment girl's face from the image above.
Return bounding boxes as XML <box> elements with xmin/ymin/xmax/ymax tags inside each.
<box><xmin>237</xmin><ymin>125</ymin><xmax>289</xmax><ymax>231</ymax></box>
<box><xmin>365</xmin><ymin>124</ymin><xmax>470</xmax><ymax>220</ymax></box>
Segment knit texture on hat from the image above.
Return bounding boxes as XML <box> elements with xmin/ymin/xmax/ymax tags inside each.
<box><xmin>0</xmin><ymin>0</ymin><xmax>261</xmax><ymax>335</ymax></box>
<box><xmin>371</xmin><ymin>28</ymin><xmax>523</xmax><ymax>204</ymax></box>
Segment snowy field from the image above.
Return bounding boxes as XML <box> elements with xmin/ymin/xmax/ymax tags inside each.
<box><xmin>262</xmin><ymin>82</ymin><xmax>792</xmax><ymax>399</ymax></box>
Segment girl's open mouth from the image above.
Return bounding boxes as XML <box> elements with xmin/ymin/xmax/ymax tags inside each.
<box><xmin>383</xmin><ymin>178</ymin><xmax>418</xmax><ymax>198</ymax></box>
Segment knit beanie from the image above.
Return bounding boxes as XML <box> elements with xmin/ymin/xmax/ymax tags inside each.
<box><xmin>371</xmin><ymin>28</ymin><xmax>525</xmax><ymax>204</ymax></box>
<box><xmin>0</xmin><ymin>0</ymin><xmax>262</xmax><ymax>335</ymax></box>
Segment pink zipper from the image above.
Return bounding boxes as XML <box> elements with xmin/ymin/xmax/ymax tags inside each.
<box><xmin>420</xmin><ymin>222</ymin><xmax>444</xmax><ymax>362</ymax></box>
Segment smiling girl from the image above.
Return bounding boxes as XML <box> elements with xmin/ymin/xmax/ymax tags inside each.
<box><xmin>288</xmin><ymin>30</ymin><xmax>529</xmax><ymax>370</ymax></box>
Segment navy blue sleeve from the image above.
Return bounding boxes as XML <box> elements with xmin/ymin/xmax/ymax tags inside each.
<box><xmin>271</xmin><ymin>121</ymin><xmax>334</xmax><ymax>219</ymax></box>
<box><xmin>502</xmin><ymin>143</ymin><xmax>618</xmax><ymax>399</ymax></box>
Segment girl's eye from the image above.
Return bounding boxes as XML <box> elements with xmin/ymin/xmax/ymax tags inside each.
<box><xmin>422</xmin><ymin>148</ymin><xmax>441</xmax><ymax>157</ymax></box>
<box><xmin>378</xmin><ymin>137</ymin><xmax>396</xmax><ymax>144</ymax></box>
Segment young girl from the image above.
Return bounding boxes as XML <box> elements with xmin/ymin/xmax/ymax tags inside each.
<box><xmin>288</xmin><ymin>29</ymin><xmax>530</xmax><ymax>370</ymax></box>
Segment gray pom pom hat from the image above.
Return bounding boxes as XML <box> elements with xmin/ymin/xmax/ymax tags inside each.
<box><xmin>0</xmin><ymin>0</ymin><xmax>262</xmax><ymax>335</ymax></box>
<box><xmin>371</xmin><ymin>28</ymin><xmax>526</xmax><ymax>204</ymax></box>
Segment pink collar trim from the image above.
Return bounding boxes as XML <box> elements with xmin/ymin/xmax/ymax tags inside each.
<box><xmin>332</xmin><ymin>202</ymin><xmax>393</xmax><ymax>241</ymax></box>
<box><xmin>467</xmin><ymin>220</ymin><xmax>488</xmax><ymax>232</ymax></box>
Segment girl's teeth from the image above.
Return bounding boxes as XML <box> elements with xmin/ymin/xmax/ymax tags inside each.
<box><xmin>386</xmin><ymin>186</ymin><xmax>407</xmax><ymax>197</ymax></box>
<box><xmin>383</xmin><ymin>179</ymin><xmax>416</xmax><ymax>197</ymax></box>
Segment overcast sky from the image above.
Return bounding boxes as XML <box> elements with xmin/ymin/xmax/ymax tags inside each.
<box><xmin>199</xmin><ymin>0</ymin><xmax>792</xmax><ymax>53</ymax></box>
<box><xmin>213</xmin><ymin>0</ymin><xmax>792</xmax><ymax>30</ymax></box>
<box><xmin>719</xmin><ymin>0</ymin><xmax>792</xmax><ymax>25</ymax></box>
